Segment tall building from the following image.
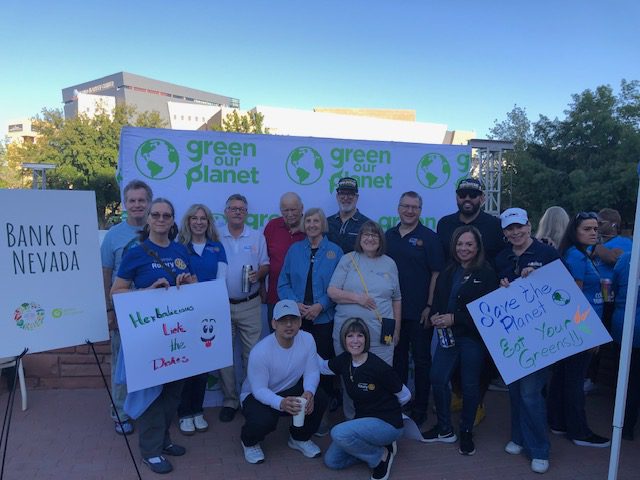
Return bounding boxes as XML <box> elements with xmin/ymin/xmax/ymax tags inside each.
<box><xmin>61</xmin><ymin>72</ymin><xmax>239</xmax><ymax>128</ymax></box>
<box><xmin>6</xmin><ymin>118</ymin><xmax>39</xmax><ymax>144</ymax></box>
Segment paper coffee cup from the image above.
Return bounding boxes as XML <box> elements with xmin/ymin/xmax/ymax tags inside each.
<box><xmin>292</xmin><ymin>396</ymin><xmax>307</xmax><ymax>427</ymax></box>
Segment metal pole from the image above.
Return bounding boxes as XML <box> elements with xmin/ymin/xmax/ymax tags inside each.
<box><xmin>607</xmin><ymin>162</ymin><xmax>640</xmax><ymax>479</ymax></box>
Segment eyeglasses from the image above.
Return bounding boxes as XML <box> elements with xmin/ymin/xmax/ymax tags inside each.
<box><xmin>576</xmin><ymin>211</ymin><xmax>598</xmax><ymax>220</ymax></box>
<box><xmin>149</xmin><ymin>212</ymin><xmax>173</xmax><ymax>220</ymax></box>
<box><xmin>399</xmin><ymin>204</ymin><xmax>421</xmax><ymax>211</ymax></box>
<box><xmin>189</xmin><ymin>216</ymin><xmax>208</xmax><ymax>222</ymax></box>
<box><xmin>226</xmin><ymin>207</ymin><xmax>247</xmax><ymax>214</ymax></box>
<box><xmin>457</xmin><ymin>191</ymin><xmax>482</xmax><ymax>200</ymax></box>
<box><xmin>337</xmin><ymin>190</ymin><xmax>357</xmax><ymax>198</ymax></box>
<box><xmin>362</xmin><ymin>233</ymin><xmax>379</xmax><ymax>239</ymax></box>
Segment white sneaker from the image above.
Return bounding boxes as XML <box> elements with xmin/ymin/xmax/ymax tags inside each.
<box><xmin>193</xmin><ymin>414</ymin><xmax>208</xmax><ymax>432</ymax></box>
<box><xmin>179</xmin><ymin>417</ymin><xmax>195</xmax><ymax>435</ymax></box>
<box><xmin>241</xmin><ymin>441</ymin><xmax>265</xmax><ymax>464</ymax></box>
<box><xmin>531</xmin><ymin>459</ymin><xmax>549</xmax><ymax>474</ymax></box>
<box><xmin>288</xmin><ymin>436</ymin><xmax>321</xmax><ymax>458</ymax></box>
<box><xmin>504</xmin><ymin>441</ymin><xmax>523</xmax><ymax>455</ymax></box>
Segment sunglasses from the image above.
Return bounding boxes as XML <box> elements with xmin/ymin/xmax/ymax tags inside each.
<box><xmin>457</xmin><ymin>190</ymin><xmax>482</xmax><ymax>200</ymax></box>
<box><xmin>575</xmin><ymin>211</ymin><xmax>598</xmax><ymax>221</ymax></box>
<box><xmin>149</xmin><ymin>212</ymin><xmax>173</xmax><ymax>220</ymax></box>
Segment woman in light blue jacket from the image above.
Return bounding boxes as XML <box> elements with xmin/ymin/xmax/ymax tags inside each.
<box><xmin>278</xmin><ymin>207</ymin><xmax>343</xmax><ymax>394</ymax></box>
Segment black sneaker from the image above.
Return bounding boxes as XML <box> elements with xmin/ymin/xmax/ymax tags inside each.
<box><xmin>459</xmin><ymin>431</ymin><xmax>476</xmax><ymax>456</ymax></box>
<box><xmin>421</xmin><ymin>425</ymin><xmax>457</xmax><ymax>443</ymax></box>
<box><xmin>572</xmin><ymin>433</ymin><xmax>611</xmax><ymax>448</ymax></box>
<box><xmin>371</xmin><ymin>451</ymin><xmax>394</xmax><ymax>480</ymax></box>
<box><xmin>142</xmin><ymin>455</ymin><xmax>173</xmax><ymax>474</ymax></box>
<box><xmin>219</xmin><ymin>406</ymin><xmax>238</xmax><ymax>423</ymax></box>
<box><xmin>162</xmin><ymin>443</ymin><xmax>186</xmax><ymax>456</ymax></box>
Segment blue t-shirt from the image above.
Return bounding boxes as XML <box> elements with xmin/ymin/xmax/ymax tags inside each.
<box><xmin>563</xmin><ymin>246</ymin><xmax>603</xmax><ymax>318</ymax></box>
<box><xmin>186</xmin><ymin>240</ymin><xmax>227</xmax><ymax>282</ymax></box>
<box><xmin>100</xmin><ymin>221</ymin><xmax>142</xmax><ymax>283</ymax></box>
<box><xmin>612</xmin><ymin>252</ymin><xmax>640</xmax><ymax>347</ymax></box>
<box><xmin>593</xmin><ymin>236</ymin><xmax>632</xmax><ymax>280</ymax></box>
<box><xmin>118</xmin><ymin>239</ymin><xmax>192</xmax><ymax>289</ymax></box>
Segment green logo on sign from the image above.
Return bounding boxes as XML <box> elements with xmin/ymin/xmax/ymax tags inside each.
<box><xmin>286</xmin><ymin>147</ymin><xmax>324</xmax><ymax>185</ymax></box>
<box><xmin>416</xmin><ymin>153</ymin><xmax>451</xmax><ymax>189</ymax></box>
<box><xmin>135</xmin><ymin>139</ymin><xmax>180</xmax><ymax>180</ymax></box>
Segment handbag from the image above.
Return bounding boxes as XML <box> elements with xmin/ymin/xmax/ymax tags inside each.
<box><xmin>349</xmin><ymin>253</ymin><xmax>395</xmax><ymax>346</ymax></box>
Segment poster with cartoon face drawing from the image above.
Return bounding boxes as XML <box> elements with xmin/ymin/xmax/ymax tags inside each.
<box><xmin>114</xmin><ymin>279</ymin><xmax>232</xmax><ymax>392</ymax></box>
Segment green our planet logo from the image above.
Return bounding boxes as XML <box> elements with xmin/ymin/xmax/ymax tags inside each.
<box><xmin>552</xmin><ymin>290</ymin><xmax>571</xmax><ymax>306</ymax></box>
<box><xmin>285</xmin><ymin>147</ymin><xmax>324</xmax><ymax>185</ymax></box>
<box><xmin>13</xmin><ymin>302</ymin><xmax>45</xmax><ymax>331</ymax></box>
<box><xmin>416</xmin><ymin>153</ymin><xmax>451</xmax><ymax>189</ymax></box>
<box><xmin>135</xmin><ymin>139</ymin><xmax>180</xmax><ymax>180</ymax></box>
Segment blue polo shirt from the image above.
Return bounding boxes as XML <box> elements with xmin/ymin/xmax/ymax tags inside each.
<box><xmin>564</xmin><ymin>246</ymin><xmax>603</xmax><ymax>318</ymax></box>
<box><xmin>495</xmin><ymin>238</ymin><xmax>560</xmax><ymax>282</ymax></box>
<box><xmin>186</xmin><ymin>240</ymin><xmax>227</xmax><ymax>282</ymax></box>
<box><xmin>327</xmin><ymin>209</ymin><xmax>370</xmax><ymax>253</ymax></box>
<box><xmin>385</xmin><ymin>222</ymin><xmax>445</xmax><ymax>321</ymax></box>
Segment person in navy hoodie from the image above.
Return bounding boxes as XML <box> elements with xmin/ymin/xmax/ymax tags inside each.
<box><xmin>495</xmin><ymin>208</ymin><xmax>559</xmax><ymax>474</ymax></box>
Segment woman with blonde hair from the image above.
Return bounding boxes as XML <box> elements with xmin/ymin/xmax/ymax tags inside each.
<box><xmin>534</xmin><ymin>206</ymin><xmax>569</xmax><ymax>249</ymax></box>
<box><xmin>176</xmin><ymin>203</ymin><xmax>228</xmax><ymax>436</ymax></box>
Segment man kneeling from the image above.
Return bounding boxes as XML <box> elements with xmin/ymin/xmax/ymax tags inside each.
<box><xmin>240</xmin><ymin>299</ymin><xmax>328</xmax><ymax>464</ymax></box>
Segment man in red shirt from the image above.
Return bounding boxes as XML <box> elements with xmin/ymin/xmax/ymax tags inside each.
<box><xmin>264</xmin><ymin>192</ymin><xmax>305</xmax><ymax>323</ymax></box>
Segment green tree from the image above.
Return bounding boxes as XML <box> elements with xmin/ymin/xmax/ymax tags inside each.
<box><xmin>221</xmin><ymin>109</ymin><xmax>269</xmax><ymax>134</ymax></box>
<box><xmin>6</xmin><ymin>104</ymin><xmax>166</xmax><ymax>227</ymax></box>
<box><xmin>491</xmin><ymin>80</ymin><xmax>640</xmax><ymax>226</ymax></box>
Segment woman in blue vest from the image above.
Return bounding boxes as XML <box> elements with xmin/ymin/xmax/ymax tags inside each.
<box><xmin>112</xmin><ymin>198</ymin><xmax>196</xmax><ymax>475</ymax></box>
<box><xmin>547</xmin><ymin>212</ymin><xmax>610</xmax><ymax>448</ymax></box>
<box><xmin>176</xmin><ymin>204</ymin><xmax>227</xmax><ymax>436</ymax></box>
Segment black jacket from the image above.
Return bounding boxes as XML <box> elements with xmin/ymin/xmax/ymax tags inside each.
<box><xmin>431</xmin><ymin>261</ymin><xmax>499</xmax><ymax>340</ymax></box>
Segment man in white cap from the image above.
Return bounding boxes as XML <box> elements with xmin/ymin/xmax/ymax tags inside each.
<box><xmin>239</xmin><ymin>299</ymin><xmax>329</xmax><ymax>464</ymax></box>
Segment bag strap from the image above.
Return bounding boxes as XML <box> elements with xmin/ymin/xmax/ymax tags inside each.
<box><xmin>140</xmin><ymin>242</ymin><xmax>178</xmax><ymax>283</ymax></box>
<box><xmin>349</xmin><ymin>253</ymin><xmax>383</xmax><ymax>323</ymax></box>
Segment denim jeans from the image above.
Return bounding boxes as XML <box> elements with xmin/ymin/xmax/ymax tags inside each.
<box><xmin>324</xmin><ymin>417</ymin><xmax>403</xmax><ymax>469</ymax></box>
<box><xmin>509</xmin><ymin>367</ymin><xmax>550</xmax><ymax>459</ymax></box>
<box><xmin>393</xmin><ymin>319</ymin><xmax>432</xmax><ymax>414</ymax></box>
<box><xmin>110</xmin><ymin>330</ymin><xmax>130</xmax><ymax>422</ymax></box>
<box><xmin>431</xmin><ymin>336</ymin><xmax>485</xmax><ymax>432</ymax></box>
<box><xmin>547</xmin><ymin>350</ymin><xmax>592</xmax><ymax>440</ymax></box>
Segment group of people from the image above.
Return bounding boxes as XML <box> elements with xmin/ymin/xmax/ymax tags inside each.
<box><xmin>100</xmin><ymin>175</ymin><xmax>637</xmax><ymax>478</ymax></box>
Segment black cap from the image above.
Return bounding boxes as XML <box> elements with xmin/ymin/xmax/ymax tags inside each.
<box><xmin>336</xmin><ymin>177</ymin><xmax>358</xmax><ymax>193</ymax></box>
<box><xmin>456</xmin><ymin>178</ymin><xmax>484</xmax><ymax>193</ymax></box>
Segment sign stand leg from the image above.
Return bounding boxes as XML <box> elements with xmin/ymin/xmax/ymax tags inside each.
<box><xmin>0</xmin><ymin>348</ymin><xmax>27</xmax><ymax>480</ymax></box>
<box><xmin>86</xmin><ymin>340</ymin><xmax>142</xmax><ymax>480</ymax></box>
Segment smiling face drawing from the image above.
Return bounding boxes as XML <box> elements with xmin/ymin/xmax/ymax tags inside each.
<box><xmin>201</xmin><ymin>318</ymin><xmax>216</xmax><ymax>347</ymax></box>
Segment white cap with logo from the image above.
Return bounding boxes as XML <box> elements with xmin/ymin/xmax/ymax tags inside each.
<box><xmin>273</xmin><ymin>299</ymin><xmax>301</xmax><ymax>320</ymax></box>
<box><xmin>500</xmin><ymin>208</ymin><xmax>529</xmax><ymax>229</ymax></box>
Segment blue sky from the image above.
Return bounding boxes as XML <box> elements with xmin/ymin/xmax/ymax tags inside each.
<box><xmin>2</xmin><ymin>0</ymin><xmax>638</xmax><ymax>138</ymax></box>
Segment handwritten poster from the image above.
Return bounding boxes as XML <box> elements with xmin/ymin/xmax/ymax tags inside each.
<box><xmin>0</xmin><ymin>190</ymin><xmax>109</xmax><ymax>357</ymax></box>
<box><xmin>113</xmin><ymin>279</ymin><xmax>232</xmax><ymax>392</ymax></box>
<box><xmin>467</xmin><ymin>260</ymin><xmax>612</xmax><ymax>384</ymax></box>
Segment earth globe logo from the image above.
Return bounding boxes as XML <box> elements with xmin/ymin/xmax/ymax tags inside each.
<box><xmin>416</xmin><ymin>153</ymin><xmax>451</xmax><ymax>189</ymax></box>
<box><xmin>135</xmin><ymin>139</ymin><xmax>180</xmax><ymax>180</ymax></box>
<box><xmin>285</xmin><ymin>147</ymin><xmax>324</xmax><ymax>185</ymax></box>
<box><xmin>552</xmin><ymin>290</ymin><xmax>571</xmax><ymax>306</ymax></box>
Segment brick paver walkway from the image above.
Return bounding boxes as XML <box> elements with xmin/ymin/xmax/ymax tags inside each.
<box><xmin>1</xmin><ymin>387</ymin><xmax>638</xmax><ymax>479</ymax></box>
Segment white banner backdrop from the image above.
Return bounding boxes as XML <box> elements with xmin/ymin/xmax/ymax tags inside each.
<box><xmin>113</xmin><ymin>280</ymin><xmax>232</xmax><ymax>392</ymax></box>
<box><xmin>467</xmin><ymin>260</ymin><xmax>612</xmax><ymax>384</ymax></box>
<box><xmin>118</xmin><ymin>127</ymin><xmax>471</xmax><ymax>231</ymax></box>
<box><xmin>0</xmin><ymin>190</ymin><xmax>109</xmax><ymax>357</ymax></box>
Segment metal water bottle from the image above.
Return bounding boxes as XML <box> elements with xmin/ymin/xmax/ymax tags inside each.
<box><xmin>241</xmin><ymin>265</ymin><xmax>253</xmax><ymax>293</ymax></box>
<box><xmin>437</xmin><ymin>327</ymin><xmax>455</xmax><ymax>348</ymax></box>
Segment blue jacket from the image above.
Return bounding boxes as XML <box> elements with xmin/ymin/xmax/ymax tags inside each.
<box><xmin>278</xmin><ymin>236</ymin><xmax>343</xmax><ymax>325</ymax></box>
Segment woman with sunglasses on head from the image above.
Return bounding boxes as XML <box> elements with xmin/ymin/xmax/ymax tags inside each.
<box><xmin>321</xmin><ymin>318</ymin><xmax>410</xmax><ymax>480</ymax></box>
<box><xmin>175</xmin><ymin>204</ymin><xmax>227</xmax><ymax>436</ymax></box>
<box><xmin>111</xmin><ymin>198</ymin><xmax>197</xmax><ymax>475</ymax></box>
<box><xmin>546</xmin><ymin>211</ymin><xmax>611</xmax><ymax>448</ymax></box>
<box><xmin>421</xmin><ymin>225</ymin><xmax>498</xmax><ymax>456</ymax></box>
<box><xmin>495</xmin><ymin>208</ymin><xmax>559</xmax><ymax>474</ymax></box>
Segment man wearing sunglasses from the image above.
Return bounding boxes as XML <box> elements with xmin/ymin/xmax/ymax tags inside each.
<box><xmin>436</xmin><ymin>178</ymin><xmax>504</xmax><ymax>264</ymax></box>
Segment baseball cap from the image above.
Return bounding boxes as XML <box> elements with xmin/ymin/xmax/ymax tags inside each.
<box><xmin>336</xmin><ymin>177</ymin><xmax>358</xmax><ymax>193</ymax></box>
<box><xmin>500</xmin><ymin>208</ymin><xmax>529</xmax><ymax>228</ymax></box>
<box><xmin>456</xmin><ymin>178</ymin><xmax>484</xmax><ymax>193</ymax></box>
<box><xmin>273</xmin><ymin>299</ymin><xmax>301</xmax><ymax>320</ymax></box>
